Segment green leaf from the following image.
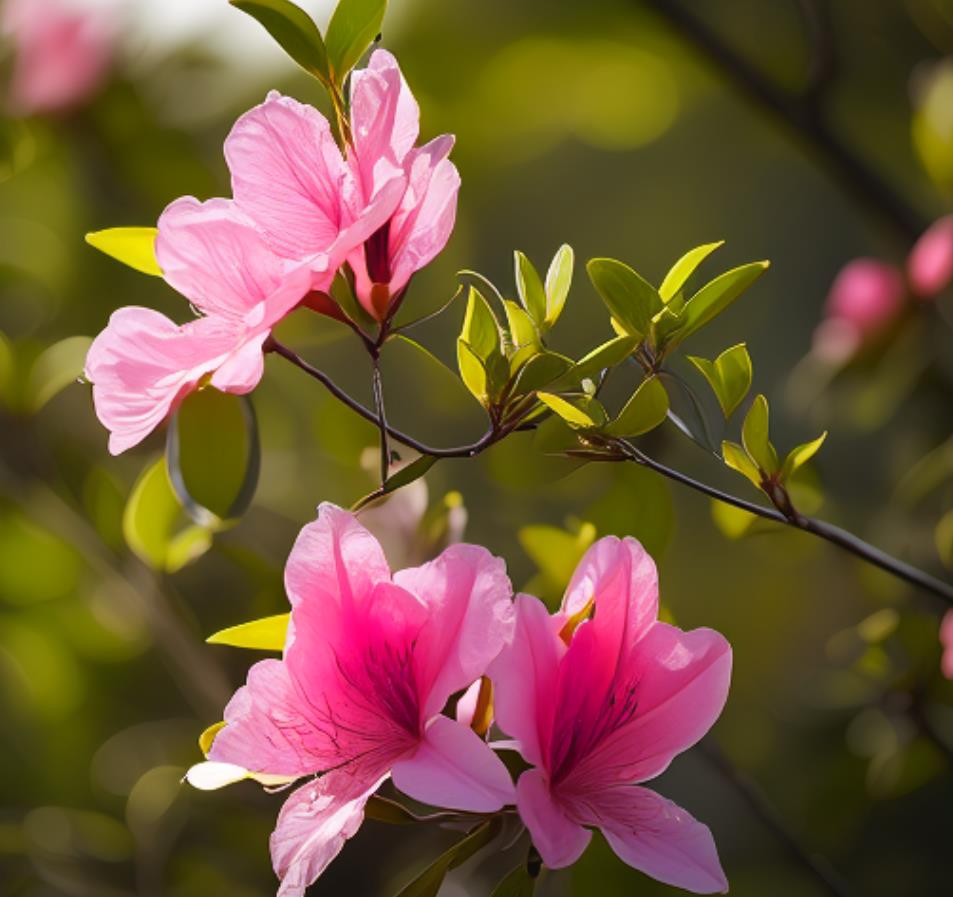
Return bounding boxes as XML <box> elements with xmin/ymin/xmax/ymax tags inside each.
<box><xmin>514</xmin><ymin>251</ymin><xmax>547</xmax><ymax>326</ymax></box>
<box><xmin>586</xmin><ymin>258</ymin><xmax>661</xmax><ymax>339</ymax></box>
<box><xmin>548</xmin><ymin>335</ymin><xmax>637</xmax><ymax>392</ymax></box>
<box><xmin>780</xmin><ymin>431</ymin><xmax>827</xmax><ymax>481</ymax></box>
<box><xmin>543</xmin><ymin>243</ymin><xmax>574</xmax><ymax>327</ymax></box>
<box><xmin>207</xmin><ymin>613</ymin><xmax>290</xmax><ymax>650</ymax></box>
<box><xmin>352</xmin><ymin>454</ymin><xmax>438</xmax><ymax>511</ymax></box>
<box><xmin>722</xmin><ymin>440</ymin><xmax>763</xmax><ymax>487</ymax></box>
<box><xmin>229</xmin><ymin>0</ymin><xmax>330</xmax><ymax>82</ymax></box>
<box><xmin>537</xmin><ymin>392</ymin><xmax>599</xmax><ymax>428</ymax></box>
<box><xmin>85</xmin><ymin>228</ymin><xmax>161</xmax><ymax>276</ymax></box>
<box><xmin>659</xmin><ymin>241</ymin><xmax>724</xmax><ymax>303</ymax></box>
<box><xmin>503</xmin><ymin>299</ymin><xmax>542</xmax><ymax>372</ymax></box>
<box><xmin>511</xmin><ymin>351</ymin><xmax>574</xmax><ymax>396</ymax></box>
<box><xmin>532</xmin><ymin>415</ymin><xmax>581</xmax><ymax>455</ymax></box>
<box><xmin>457</xmin><ymin>339</ymin><xmax>488</xmax><ymax>404</ymax></box>
<box><xmin>605</xmin><ymin>376</ymin><xmax>669</xmax><ymax>437</ymax></box>
<box><xmin>123</xmin><ymin>459</ymin><xmax>212</xmax><ymax>572</ymax></box>
<box><xmin>490</xmin><ymin>864</ymin><xmax>537</xmax><ymax>897</ymax></box>
<box><xmin>166</xmin><ymin>389</ymin><xmax>260</xmax><ymax>526</ymax></box>
<box><xmin>325</xmin><ymin>0</ymin><xmax>386</xmax><ymax>83</ymax></box>
<box><xmin>740</xmin><ymin>394</ymin><xmax>778</xmax><ymax>474</ymax></box>
<box><xmin>460</xmin><ymin>287</ymin><xmax>501</xmax><ymax>359</ymax></box>
<box><xmin>24</xmin><ymin>336</ymin><xmax>91</xmax><ymax>413</ymax></box>
<box><xmin>687</xmin><ymin>342</ymin><xmax>752</xmax><ymax>418</ymax></box>
<box><xmin>393</xmin><ymin>818</ymin><xmax>501</xmax><ymax>897</ymax></box>
<box><xmin>671</xmin><ymin>260</ymin><xmax>769</xmax><ymax>347</ymax></box>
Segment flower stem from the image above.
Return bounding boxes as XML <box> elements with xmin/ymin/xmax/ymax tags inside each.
<box><xmin>370</xmin><ymin>352</ymin><xmax>390</xmax><ymax>486</ymax></box>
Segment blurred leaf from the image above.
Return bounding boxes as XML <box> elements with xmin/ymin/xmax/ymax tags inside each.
<box><xmin>722</xmin><ymin>440</ymin><xmax>762</xmax><ymax>487</ymax></box>
<box><xmin>165</xmin><ymin>526</ymin><xmax>214</xmax><ymax>574</ymax></box>
<box><xmin>167</xmin><ymin>389</ymin><xmax>260</xmax><ymax>526</ymax></box>
<box><xmin>330</xmin><ymin>269</ymin><xmax>377</xmax><ymax>333</ymax></box>
<box><xmin>519</xmin><ymin>522</ymin><xmax>596</xmax><ymax>604</ymax></box>
<box><xmin>780</xmin><ymin>431</ymin><xmax>827</xmax><ymax>481</ymax></box>
<box><xmin>544</xmin><ymin>244</ymin><xmax>574</xmax><ymax>327</ymax></box>
<box><xmin>741</xmin><ymin>394</ymin><xmax>778</xmax><ymax>475</ymax></box>
<box><xmin>686</xmin><ymin>343</ymin><xmax>752</xmax><ymax>418</ymax></box>
<box><xmin>230</xmin><ymin>0</ymin><xmax>330</xmax><ymax>83</ymax></box>
<box><xmin>365</xmin><ymin>796</ymin><xmax>422</xmax><ymax>825</ymax></box>
<box><xmin>207</xmin><ymin>613</ymin><xmax>289</xmax><ymax>650</ymax></box>
<box><xmin>514</xmin><ymin>251</ymin><xmax>547</xmax><ymax>326</ymax></box>
<box><xmin>605</xmin><ymin>376</ymin><xmax>669</xmax><ymax>437</ymax></box>
<box><xmin>490</xmin><ymin>864</ymin><xmax>537</xmax><ymax>897</ymax></box>
<box><xmin>895</xmin><ymin>436</ymin><xmax>953</xmax><ymax>506</ymax></box>
<box><xmin>586</xmin><ymin>258</ymin><xmax>661</xmax><ymax>339</ymax></box>
<box><xmin>659</xmin><ymin>241</ymin><xmax>724</xmax><ymax>304</ymax></box>
<box><xmin>326</xmin><ymin>0</ymin><xmax>387</xmax><ymax>83</ymax></box>
<box><xmin>668</xmin><ymin>261</ymin><xmax>769</xmax><ymax>349</ymax></box>
<box><xmin>936</xmin><ymin>508</ymin><xmax>953</xmax><ymax>568</ymax></box>
<box><xmin>548</xmin><ymin>335</ymin><xmax>637</xmax><ymax>392</ymax></box>
<box><xmin>24</xmin><ymin>336</ymin><xmax>91</xmax><ymax>413</ymax></box>
<box><xmin>912</xmin><ymin>59</ymin><xmax>953</xmax><ymax>192</ymax></box>
<box><xmin>0</xmin><ymin>330</ymin><xmax>13</xmax><ymax>408</ymax></box>
<box><xmin>85</xmin><ymin>228</ymin><xmax>162</xmax><ymax>276</ymax></box>
<box><xmin>393</xmin><ymin>817</ymin><xmax>501</xmax><ymax>897</ymax></box>
<box><xmin>537</xmin><ymin>392</ymin><xmax>600</xmax><ymax>428</ymax></box>
<box><xmin>710</xmin><ymin>499</ymin><xmax>758</xmax><ymax>539</ymax></box>
<box><xmin>533</xmin><ymin>415</ymin><xmax>581</xmax><ymax>455</ymax></box>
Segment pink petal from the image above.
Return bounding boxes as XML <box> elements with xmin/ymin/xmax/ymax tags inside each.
<box><xmin>210</xmin><ymin>332</ymin><xmax>269</xmax><ymax>394</ymax></box>
<box><xmin>941</xmin><ymin>611</ymin><xmax>953</xmax><ymax>680</ymax></box>
<box><xmin>393</xmin><ymin>543</ymin><xmax>514</xmax><ymax>717</ymax></box>
<box><xmin>908</xmin><ymin>215</ymin><xmax>953</xmax><ymax>298</ymax></box>
<box><xmin>569</xmin><ymin>784</ymin><xmax>727</xmax><ymax>893</ymax></box>
<box><xmin>155</xmin><ymin>197</ymin><xmax>288</xmax><ymax>320</ymax></box>
<box><xmin>84</xmin><ymin>308</ymin><xmax>240</xmax><ymax>455</ymax></box>
<box><xmin>824</xmin><ymin>258</ymin><xmax>904</xmax><ymax>337</ymax></box>
<box><xmin>515</xmin><ymin>768</ymin><xmax>591</xmax><ymax>868</ymax></box>
<box><xmin>454</xmin><ymin>678</ymin><xmax>483</xmax><ymax>729</ymax></box>
<box><xmin>270</xmin><ymin>770</ymin><xmax>386</xmax><ymax>897</ymax></box>
<box><xmin>572</xmin><ymin>623</ymin><xmax>732</xmax><ymax>786</ymax></box>
<box><xmin>226</xmin><ymin>92</ymin><xmax>348</xmax><ymax>263</ymax></box>
<box><xmin>391</xmin><ymin>715</ymin><xmax>514</xmax><ymax>812</ymax></box>
<box><xmin>487</xmin><ymin>594</ymin><xmax>564</xmax><ymax>769</ymax></box>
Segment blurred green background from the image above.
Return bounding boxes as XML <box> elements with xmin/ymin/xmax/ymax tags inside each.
<box><xmin>1</xmin><ymin>1</ymin><xmax>952</xmax><ymax>895</ymax></box>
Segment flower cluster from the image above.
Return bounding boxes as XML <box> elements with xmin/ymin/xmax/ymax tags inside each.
<box><xmin>84</xmin><ymin>50</ymin><xmax>459</xmax><ymax>454</ymax></box>
<box><xmin>188</xmin><ymin>504</ymin><xmax>732</xmax><ymax>895</ymax></box>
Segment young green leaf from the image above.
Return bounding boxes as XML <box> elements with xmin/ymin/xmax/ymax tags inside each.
<box><xmin>721</xmin><ymin>440</ymin><xmax>763</xmax><ymax>487</ymax></box>
<box><xmin>687</xmin><ymin>342</ymin><xmax>753</xmax><ymax>418</ymax></box>
<box><xmin>456</xmin><ymin>339</ymin><xmax>488</xmax><ymax>404</ymax></box>
<box><xmin>85</xmin><ymin>227</ymin><xmax>162</xmax><ymax>276</ymax></box>
<box><xmin>672</xmin><ymin>260</ymin><xmax>770</xmax><ymax>346</ymax></box>
<box><xmin>25</xmin><ymin>336</ymin><xmax>92</xmax><ymax>413</ymax></box>
<box><xmin>229</xmin><ymin>0</ymin><xmax>330</xmax><ymax>83</ymax></box>
<box><xmin>503</xmin><ymin>299</ymin><xmax>542</xmax><ymax>365</ymax></box>
<box><xmin>352</xmin><ymin>454</ymin><xmax>439</xmax><ymax>510</ymax></box>
<box><xmin>548</xmin><ymin>335</ymin><xmax>637</xmax><ymax>392</ymax></box>
<box><xmin>166</xmin><ymin>389</ymin><xmax>261</xmax><ymax>526</ymax></box>
<box><xmin>460</xmin><ymin>287</ymin><xmax>501</xmax><ymax>359</ymax></box>
<box><xmin>207</xmin><ymin>613</ymin><xmax>290</xmax><ymax>650</ymax></box>
<box><xmin>536</xmin><ymin>392</ymin><xmax>599</xmax><ymax>428</ymax></box>
<box><xmin>780</xmin><ymin>431</ymin><xmax>828</xmax><ymax>481</ymax></box>
<box><xmin>605</xmin><ymin>376</ymin><xmax>669</xmax><ymax>437</ymax></box>
<box><xmin>325</xmin><ymin>0</ymin><xmax>387</xmax><ymax>83</ymax></box>
<box><xmin>741</xmin><ymin>394</ymin><xmax>779</xmax><ymax>474</ymax></box>
<box><xmin>511</xmin><ymin>350</ymin><xmax>574</xmax><ymax>396</ymax></box>
<box><xmin>659</xmin><ymin>241</ymin><xmax>724</xmax><ymax>303</ymax></box>
<box><xmin>587</xmin><ymin>258</ymin><xmax>662</xmax><ymax>339</ymax></box>
<box><xmin>543</xmin><ymin>243</ymin><xmax>574</xmax><ymax>327</ymax></box>
<box><xmin>514</xmin><ymin>251</ymin><xmax>547</xmax><ymax>326</ymax></box>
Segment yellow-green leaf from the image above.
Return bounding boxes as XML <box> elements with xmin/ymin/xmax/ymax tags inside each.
<box><xmin>198</xmin><ymin>721</ymin><xmax>226</xmax><ymax>756</ymax></box>
<box><xmin>780</xmin><ymin>431</ymin><xmax>827</xmax><ymax>481</ymax></box>
<box><xmin>537</xmin><ymin>392</ymin><xmax>598</xmax><ymax>428</ymax></box>
<box><xmin>514</xmin><ymin>251</ymin><xmax>547</xmax><ymax>326</ymax></box>
<box><xmin>605</xmin><ymin>376</ymin><xmax>669</xmax><ymax>437</ymax></box>
<box><xmin>687</xmin><ymin>342</ymin><xmax>752</xmax><ymax>418</ymax></box>
<box><xmin>24</xmin><ymin>335</ymin><xmax>92</xmax><ymax>413</ymax></box>
<box><xmin>457</xmin><ymin>339</ymin><xmax>488</xmax><ymax>404</ymax></box>
<box><xmin>85</xmin><ymin>227</ymin><xmax>161</xmax><ymax>276</ymax></box>
<box><xmin>659</xmin><ymin>241</ymin><xmax>724</xmax><ymax>303</ymax></box>
<box><xmin>710</xmin><ymin>499</ymin><xmax>758</xmax><ymax>539</ymax></box>
<box><xmin>741</xmin><ymin>394</ymin><xmax>778</xmax><ymax>474</ymax></box>
<box><xmin>548</xmin><ymin>335</ymin><xmax>637</xmax><ymax>392</ymax></box>
<box><xmin>326</xmin><ymin>0</ymin><xmax>387</xmax><ymax>83</ymax></box>
<box><xmin>586</xmin><ymin>258</ymin><xmax>661</xmax><ymax>339</ymax></box>
<box><xmin>544</xmin><ymin>243</ymin><xmax>574</xmax><ymax>327</ymax></box>
<box><xmin>207</xmin><ymin>613</ymin><xmax>290</xmax><ymax>650</ymax></box>
<box><xmin>722</xmin><ymin>440</ymin><xmax>762</xmax><ymax>487</ymax></box>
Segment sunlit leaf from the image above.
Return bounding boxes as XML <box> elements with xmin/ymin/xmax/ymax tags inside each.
<box><xmin>207</xmin><ymin>613</ymin><xmax>290</xmax><ymax>650</ymax></box>
<box><xmin>722</xmin><ymin>440</ymin><xmax>762</xmax><ymax>487</ymax></box>
<box><xmin>460</xmin><ymin>287</ymin><xmax>501</xmax><ymax>359</ymax></box>
<box><xmin>326</xmin><ymin>0</ymin><xmax>387</xmax><ymax>83</ymax></box>
<box><xmin>230</xmin><ymin>0</ymin><xmax>330</xmax><ymax>83</ymax></box>
<box><xmin>24</xmin><ymin>335</ymin><xmax>92</xmax><ymax>413</ymax></box>
<box><xmin>710</xmin><ymin>499</ymin><xmax>758</xmax><ymax>539</ymax></box>
<box><xmin>503</xmin><ymin>299</ymin><xmax>542</xmax><ymax>372</ymax></box>
<box><xmin>548</xmin><ymin>335</ymin><xmax>637</xmax><ymax>392</ymax></box>
<box><xmin>457</xmin><ymin>339</ymin><xmax>488</xmax><ymax>404</ymax></box>
<box><xmin>514</xmin><ymin>251</ymin><xmax>547</xmax><ymax>326</ymax></box>
<box><xmin>167</xmin><ymin>389</ymin><xmax>260</xmax><ymax>526</ymax></box>
<box><xmin>687</xmin><ymin>342</ymin><xmax>752</xmax><ymax>418</ymax></box>
<box><xmin>659</xmin><ymin>241</ymin><xmax>724</xmax><ymax>303</ymax></box>
<box><xmin>740</xmin><ymin>394</ymin><xmax>778</xmax><ymax>475</ymax></box>
<box><xmin>165</xmin><ymin>526</ymin><xmax>214</xmax><ymax>574</ymax></box>
<box><xmin>544</xmin><ymin>243</ymin><xmax>574</xmax><ymax>327</ymax></box>
<box><xmin>512</xmin><ymin>351</ymin><xmax>573</xmax><ymax>396</ymax></box>
<box><xmin>780</xmin><ymin>431</ymin><xmax>827</xmax><ymax>481</ymax></box>
<box><xmin>605</xmin><ymin>376</ymin><xmax>669</xmax><ymax>437</ymax></box>
<box><xmin>85</xmin><ymin>227</ymin><xmax>161</xmax><ymax>276</ymax></box>
<box><xmin>586</xmin><ymin>258</ymin><xmax>661</xmax><ymax>339</ymax></box>
<box><xmin>537</xmin><ymin>392</ymin><xmax>598</xmax><ymax>428</ymax></box>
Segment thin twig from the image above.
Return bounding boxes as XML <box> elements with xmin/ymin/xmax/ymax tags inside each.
<box><xmin>370</xmin><ymin>352</ymin><xmax>390</xmax><ymax>485</ymax></box>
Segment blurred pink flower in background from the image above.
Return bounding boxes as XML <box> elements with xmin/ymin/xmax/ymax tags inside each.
<box><xmin>908</xmin><ymin>214</ymin><xmax>953</xmax><ymax>298</ymax></box>
<box><xmin>2</xmin><ymin>0</ymin><xmax>116</xmax><ymax>116</ymax></box>
<box><xmin>489</xmin><ymin>536</ymin><xmax>732</xmax><ymax>893</ymax></box>
<box><xmin>940</xmin><ymin>611</ymin><xmax>953</xmax><ymax>680</ymax></box>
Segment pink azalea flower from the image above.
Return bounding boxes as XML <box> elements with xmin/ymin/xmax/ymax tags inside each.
<box><xmin>3</xmin><ymin>0</ymin><xmax>116</xmax><ymax>116</ymax></box>
<box><xmin>908</xmin><ymin>215</ymin><xmax>953</xmax><ymax>299</ymax></box>
<box><xmin>191</xmin><ymin>504</ymin><xmax>515</xmax><ymax>896</ymax></box>
<box><xmin>489</xmin><ymin>536</ymin><xmax>732</xmax><ymax>893</ymax></box>
<box><xmin>940</xmin><ymin>611</ymin><xmax>953</xmax><ymax>680</ymax></box>
<box><xmin>85</xmin><ymin>198</ymin><xmax>311</xmax><ymax>454</ymax></box>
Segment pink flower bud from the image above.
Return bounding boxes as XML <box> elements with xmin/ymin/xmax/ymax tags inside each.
<box><xmin>908</xmin><ymin>215</ymin><xmax>953</xmax><ymax>299</ymax></box>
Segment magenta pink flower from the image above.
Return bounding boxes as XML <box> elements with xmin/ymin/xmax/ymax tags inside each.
<box><xmin>908</xmin><ymin>215</ymin><xmax>953</xmax><ymax>299</ymax></box>
<box><xmin>3</xmin><ymin>0</ymin><xmax>115</xmax><ymax>116</ymax></box>
<box><xmin>940</xmin><ymin>611</ymin><xmax>953</xmax><ymax>680</ymax></box>
<box><xmin>489</xmin><ymin>536</ymin><xmax>731</xmax><ymax>893</ymax></box>
<box><xmin>196</xmin><ymin>504</ymin><xmax>515</xmax><ymax>895</ymax></box>
<box><xmin>344</xmin><ymin>50</ymin><xmax>461</xmax><ymax>320</ymax></box>
<box><xmin>85</xmin><ymin>198</ymin><xmax>311</xmax><ymax>454</ymax></box>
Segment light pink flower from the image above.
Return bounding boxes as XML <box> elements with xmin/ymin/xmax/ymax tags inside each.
<box><xmin>198</xmin><ymin>504</ymin><xmax>515</xmax><ymax>896</ymax></box>
<box><xmin>3</xmin><ymin>0</ymin><xmax>115</xmax><ymax>116</ymax></box>
<box><xmin>345</xmin><ymin>50</ymin><xmax>461</xmax><ymax>321</ymax></box>
<box><xmin>85</xmin><ymin>198</ymin><xmax>311</xmax><ymax>454</ymax></box>
<box><xmin>941</xmin><ymin>611</ymin><xmax>953</xmax><ymax>680</ymax></box>
<box><xmin>908</xmin><ymin>215</ymin><xmax>953</xmax><ymax>299</ymax></box>
<box><xmin>489</xmin><ymin>536</ymin><xmax>731</xmax><ymax>893</ymax></box>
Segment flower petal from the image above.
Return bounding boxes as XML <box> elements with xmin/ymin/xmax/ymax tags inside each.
<box><xmin>570</xmin><ymin>784</ymin><xmax>728</xmax><ymax>894</ymax></box>
<box><xmin>271</xmin><ymin>771</ymin><xmax>386</xmax><ymax>897</ymax></box>
<box><xmin>391</xmin><ymin>715</ymin><xmax>514</xmax><ymax>812</ymax></box>
<box><xmin>515</xmin><ymin>768</ymin><xmax>591</xmax><ymax>869</ymax></box>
